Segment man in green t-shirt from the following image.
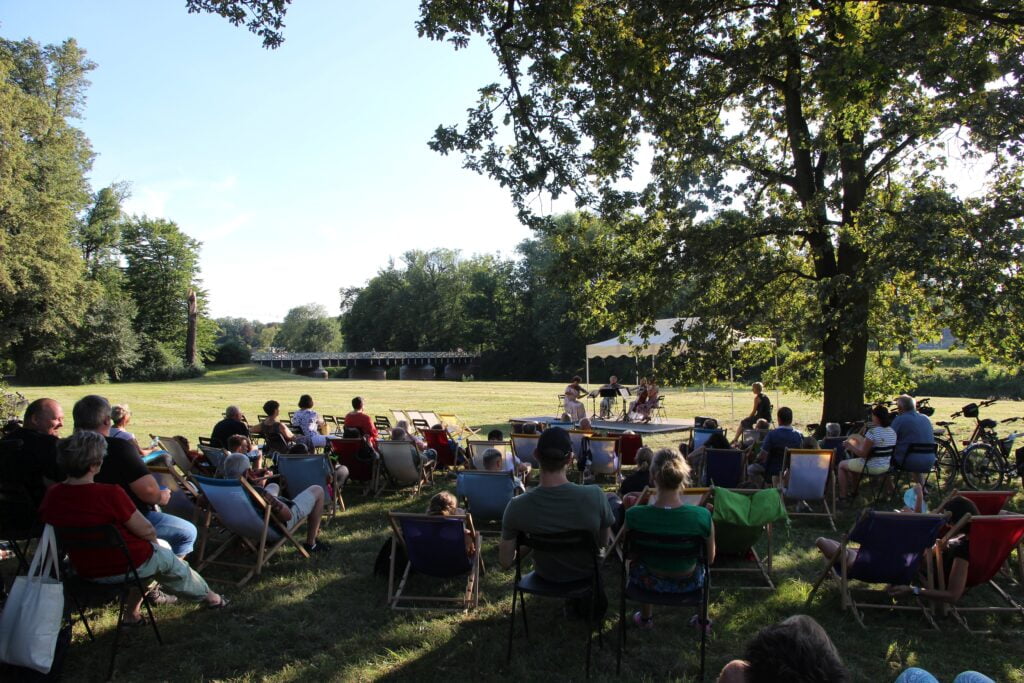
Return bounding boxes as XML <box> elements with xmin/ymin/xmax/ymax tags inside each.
<box><xmin>500</xmin><ymin>427</ymin><xmax>614</xmax><ymax>617</ymax></box>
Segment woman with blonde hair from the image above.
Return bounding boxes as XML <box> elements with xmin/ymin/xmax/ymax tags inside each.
<box><xmin>109</xmin><ymin>404</ymin><xmax>158</xmax><ymax>457</ymax></box>
<box><xmin>623</xmin><ymin>448</ymin><xmax>715</xmax><ymax>629</ymax></box>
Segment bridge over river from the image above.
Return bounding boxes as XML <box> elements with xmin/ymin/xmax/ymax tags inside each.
<box><xmin>250</xmin><ymin>351</ymin><xmax>480</xmax><ymax>380</ymax></box>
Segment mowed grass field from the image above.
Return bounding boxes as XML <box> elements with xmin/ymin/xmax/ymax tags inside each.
<box><xmin>8</xmin><ymin>365</ymin><xmax>1024</xmax><ymax>682</ymax></box>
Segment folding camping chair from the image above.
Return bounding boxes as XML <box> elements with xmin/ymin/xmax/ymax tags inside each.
<box><xmin>806</xmin><ymin>510</ymin><xmax>948</xmax><ymax>628</ymax></box>
<box><xmin>386</xmin><ymin>512</ymin><xmax>482</xmax><ymax>611</ymax></box>
<box><xmin>781</xmin><ymin>448</ymin><xmax>836</xmax><ymax>530</ymax></box>
<box><xmin>616</xmin><ymin>529</ymin><xmax>710</xmax><ymax>679</ymax></box>
<box><xmin>588</xmin><ymin>435</ymin><xmax>621</xmax><ymax>484</ymax></box>
<box><xmin>887</xmin><ymin>443</ymin><xmax>938</xmax><ymax>497</ymax></box>
<box><xmin>193</xmin><ymin>475</ymin><xmax>311</xmax><ymax>586</ymax></box>
<box><xmin>619</xmin><ymin>433</ymin><xmax>643</xmax><ymax>467</ymax></box>
<box><xmin>277</xmin><ymin>453</ymin><xmax>345</xmax><ymax>515</ymax></box>
<box><xmin>456</xmin><ymin>470</ymin><xmax>517</xmax><ymax>534</ymax></box>
<box><xmin>467</xmin><ymin>440</ymin><xmax>512</xmax><ymax>470</ymax></box>
<box><xmin>423</xmin><ymin>428</ymin><xmax>459</xmax><ymax>469</ymax></box>
<box><xmin>934</xmin><ymin>514</ymin><xmax>1024</xmax><ymax>631</ymax></box>
<box><xmin>848</xmin><ymin>445</ymin><xmax>896</xmax><ymax>501</ymax></box>
<box><xmin>703</xmin><ymin>448</ymin><xmax>746</xmax><ymax>488</ymax></box>
<box><xmin>711</xmin><ymin>487</ymin><xmax>788</xmax><ymax>589</ymax></box>
<box><xmin>328</xmin><ymin>436</ymin><xmax>378</xmax><ymax>495</ymax></box>
<box><xmin>511</xmin><ymin>433</ymin><xmax>541</xmax><ymax>469</ymax></box>
<box><xmin>377</xmin><ymin>440</ymin><xmax>434</xmax><ymax>496</ymax></box>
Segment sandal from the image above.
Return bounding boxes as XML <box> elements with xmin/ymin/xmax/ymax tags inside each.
<box><xmin>206</xmin><ymin>595</ymin><xmax>229</xmax><ymax>610</ymax></box>
<box><xmin>121</xmin><ymin>615</ymin><xmax>148</xmax><ymax>627</ymax></box>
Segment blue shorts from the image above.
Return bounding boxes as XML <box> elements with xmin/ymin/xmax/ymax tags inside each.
<box><xmin>628</xmin><ymin>562</ymin><xmax>705</xmax><ymax>594</ymax></box>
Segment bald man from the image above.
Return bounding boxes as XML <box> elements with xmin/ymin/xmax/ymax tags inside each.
<box><xmin>0</xmin><ymin>398</ymin><xmax>66</xmax><ymax>507</ymax></box>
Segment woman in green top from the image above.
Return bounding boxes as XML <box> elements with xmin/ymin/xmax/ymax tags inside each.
<box><xmin>623</xmin><ymin>448</ymin><xmax>715</xmax><ymax>629</ymax></box>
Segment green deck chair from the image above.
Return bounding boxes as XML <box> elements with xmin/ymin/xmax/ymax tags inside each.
<box><xmin>711</xmin><ymin>487</ymin><xmax>789</xmax><ymax>589</ymax></box>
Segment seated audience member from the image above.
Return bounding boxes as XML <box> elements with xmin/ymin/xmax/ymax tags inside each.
<box><xmin>292</xmin><ymin>394</ymin><xmax>328</xmax><ymax>448</ymax></box>
<box><xmin>40</xmin><ymin>431</ymin><xmax>227</xmax><ymax>622</ymax></box>
<box><xmin>500</xmin><ymin>427</ymin><xmax>615</xmax><ymax>619</ymax></box>
<box><xmin>684</xmin><ymin>418</ymin><xmax>731</xmax><ymax>472</ymax></box>
<box><xmin>717</xmin><ymin>615</ymin><xmax>848</xmax><ymax>682</ymax></box>
<box><xmin>261</xmin><ymin>400</ymin><xmax>296</xmax><ymax>454</ymax></box>
<box><xmin>619</xmin><ymin>447</ymin><xmax>654</xmax><ymax>497</ymax></box>
<box><xmin>487</xmin><ymin>428</ymin><xmax>504</xmax><ymax>441</ymax></box>
<box><xmin>392</xmin><ymin>428</ymin><xmax>436</xmax><ymax>465</ymax></box>
<box><xmin>427</xmin><ymin>490</ymin><xmax>476</xmax><ymax>556</ymax></box>
<box><xmin>747</xmin><ymin>407</ymin><xmax>803</xmax><ymax>487</ymax></box>
<box><xmin>396</xmin><ymin>420</ymin><xmax>430</xmax><ymax>453</ymax></box>
<box><xmin>109</xmin><ymin>404</ymin><xmax>158</xmax><ymax>458</ymax></box>
<box><xmin>221</xmin><ymin>453</ymin><xmax>330</xmax><ymax>554</ymax></box>
<box><xmin>891</xmin><ymin>394</ymin><xmax>935</xmax><ymax>485</ymax></box>
<box><xmin>624</xmin><ymin>448</ymin><xmax>713</xmax><ymax>629</ymax></box>
<box><xmin>824</xmin><ymin>422</ymin><xmax>842</xmax><ymax>439</ymax></box>
<box><xmin>223</xmin><ymin>434</ymin><xmax>275</xmax><ymax>485</ymax></box>
<box><xmin>210</xmin><ymin>406</ymin><xmax>250</xmax><ymax>448</ymax></box>
<box><xmin>563</xmin><ymin>376</ymin><xmax>588</xmax><ymax>423</ymax></box>
<box><xmin>343</xmin><ymin>396</ymin><xmax>379</xmax><ymax>448</ymax></box>
<box><xmin>837</xmin><ymin>404</ymin><xmax>896</xmax><ymax>501</ymax></box>
<box><xmin>734</xmin><ymin>382</ymin><xmax>772</xmax><ymax>443</ymax></box>
<box><xmin>483</xmin><ymin>444</ymin><xmax>530</xmax><ymax>491</ymax></box>
<box><xmin>482</xmin><ymin>449</ymin><xmax>504</xmax><ymax>472</ymax></box>
<box><xmin>0</xmin><ymin>397</ymin><xmax>65</xmax><ymax>507</ymax></box>
<box><xmin>430</xmin><ymin>423</ymin><xmax>468</xmax><ymax>465</ymax></box>
<box><xmin>800</xmin><ymin>434</ymin><xmax>820</xmax><ymax>449</ymax></box>
<box><xmin>894</xmin><ymin>668</ymin><xmax>994</xmax><ymax>683</ymax></box>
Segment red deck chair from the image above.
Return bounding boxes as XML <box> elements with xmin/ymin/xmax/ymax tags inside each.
<box><xmin>956</xmin><ymin>490</ymin><xmax>1014</xmax><ymax>516</ymax></box>
<box><xmin>619</xmin><ymin>434</ymin><xmax>643</xmax><ymax>467</ymax></box>
<box><xmin>423</xmin><ymin>428</ymin><xmax>458</xmax><ymax>469</ymax></box>
<box><xmin>328</xmin><ymin>437</ymin><xmax>377</xmax><ymax>494</ymax></box>
<box><xmin>935</xmin><ymin>514</ymin><xmax>1024</xmax><ymax>631</ymax></box>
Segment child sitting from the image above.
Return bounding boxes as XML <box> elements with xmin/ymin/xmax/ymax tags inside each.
<box><xmin>426</xmin><ymin>491</ymin><xmax>476</xmax><ymax>556</ymax></box>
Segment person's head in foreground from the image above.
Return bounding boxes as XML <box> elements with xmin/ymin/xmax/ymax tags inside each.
<box><xmin>896</xmin><ymin>394</ymin><xmax>917</xmax><ymax>414</ymax></box>
<box><xmin>536</xmin><ymin>427</ymin><xmax>573</xmax><ymax>473</ymax></box>
<box><xmin>942</xmin><ymin>495</ymin><xmax>979</xmax><ymax>528</ymax></box>
<box><xmin>427</xmin><ymin>490</ymin><xmax>458</xmax><ymax>516</ymax></box>
<box><xmin>651</xmin><ymin>448</ymin><xmax>690</xmax><ymax>492</ymax></box>
<box><xmin>776</xmin><ymin>406</ymin><xmax>793</xmax><ymax>426</ymax></box>
<box><xmin>754</xmin><ymin>419</ymin><xmax>769</xmax><ymax>430</ymax></box>
<box><xmin>703</xmin><ymin>418</ymin><xmax>719</xmax><ymax>430</ymax></box>
<box><xmin>72</xmin><ymin>394</ymin><xmax>111</xmax><ymax>433</ymax></box>
<box><xmin>225</xmin><ymin>405</ymin><xmax>243</xmax><ymax>421</ymax></box>
<box><xmin>57</xmin><ymin>430</ymin><xmax>107</xmax><ymax>478</ymax></box>
<box><xmin>482</xmin><ymin>448</ymin><xmax>503</xmax><ymax>471</ymax></box>
<box><xmin>222</xmin><ymin>452</ymin><xmax>251</xmax><ymax>479</ymax></box>
<box><xmin>717</xmin><ymin>614</ymin><xmax>848</xmax><ymax>683</ymax></box>
<box><xmin>351</xmin><ymin>396</ymin><xmax>364</xmax><ymax>411</ymax></box>
<box><xmin>870</xmin><ymin>403</ymin><xmax>893</xmax><ymax>427</ymax></box>
<box><xmin>23</xmin><ymin>398</ymin><xmax>64</xmax><ymax>437</ymax></box>
<box><xmin>227</xmin><ymin>434</ymin><xmax>251</xmax><ymax>454</ymax></box>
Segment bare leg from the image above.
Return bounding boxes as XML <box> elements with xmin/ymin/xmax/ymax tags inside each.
<box><xmin>306</xmin><ymin>487</ymin><xmax>325</xmax><ymax>546</ymax></box>
<box><xmin>816</xmin><ymin>537</ymin><xmax>856</xmax><ymax>567</ymax></box>
<box><xmin>837</xmin><ymin>462</ymin><xmax>850</xmax><ymax>498</ymax></box>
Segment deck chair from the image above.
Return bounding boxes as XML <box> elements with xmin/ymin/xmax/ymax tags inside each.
<box><xmin>691</xmin><ymin>427</ymin><xmax>726</xmax><ymax>452</ymax></box>
<box><xmin>589</xmin><ymin>435</ymin><xmax>621</xmax><ymax>483</ymax></box>
<box><xmin>374</xmin><ymin>415</ymin><xmax>392</xmax><ymax>435</ymax></box>
<box><xmin>390</xmin><ymin>409</ymin><xmax>411</xmax><ymax>431</ymax></box>
<box><xmin>616</xmin><ymin>528</ymin><xmax>710</xmax><ymax>679</ymax></box>
<box><xmin>423</xmin><ymin>428</ymin><xmax>459</xmax><ymax>469</ymax></box>
<box><xmin>568</xmin><ymin>429</ymin><xmax>590</xmax><ymax>461</ymax></box>
<box><xmin>938</xmin><ymin>489</ymin><xmax>1015</xmax><ymax>516</ymax></box>
<box><xmin>197</xmin><ymin>436</ymin><xmax>213</xmax><ymax>447</ymax></box>
<box><xmin>407</xmin><ymin>410</ymin><xmax>432</xmax><ymax>435</ymax></box>
<box><xmin>377</xmin><ymin>440</ymin><xmax>434</xmax><ymax>496</ymax></box>
<box><xmin>703</xmin><ymin>448</ymin><xmax>746</xmax><ymax>488</ymax></box>
<box><xmin>147</xmin><ymin>456</ymin><xmax>200</xmax><ymax>523</ymax></box>
<box><xmin>467</xmin><ymin>440</ymin><xmax>512</xmax><ymax>470</ymax></box>
<box><xmin>438</xmin><ymin>412</ymin><xmax>480</xmax><ymax>438</ymax></box>
<box><xmin>456</xmin><ymin>470</ymin><xmax>516</xmax><ymax>533</ymax></box>
<box><xmin>820</xmin><ymin>436</ymin><xmax>848</xmax><ymax>463</ymax></box>
<box><xmin>781</xmin><ymin>448</ymin><xmax>836</xmax><ymax>530</ymax></box>
<box><xmin>328</xmin><ymin>437</ymin><xmax>378</xmax><ymax>495</ymax></box>
<box><xmin>386</xmin><ymin>512</ymin><xmax>482</xmax><ymax>611</ymax></box>
<box><xmin>420</xmin><ymin>411</ymin><xmax>443</xmax><ymax>429</ymax></box>
<box><xmin>278</xmin><ymin>453</ymin><xmax>344</xmax><ymax>515</ymax></box>
<box><xmin>199</xmin><ymin>444</ymin><xmax>229</xmax><ymax>473</ymax></box>
<box><xmin>806</xmin><ymin>510</ymin><xmax>948</xmax><ymax>628</ymax></box>
<box><xmin>934</xmin><ymin>514</ymin><xmax>1024</xmax><ymax>631</ymax></box>
<box><xmin>193</xmin><ymin>475</ymin><xmax>310</xmax><ymax>586</ymax></box>
<box><xmin>511</xmin><ymin>433</ymin><xmax>541</xmax><ymax>469</ymax></box>
<box><xmin>155</xmin><ymin>436</ymin><xmax>195</xmax><ymax>473</ymax></box>
<box><xmin>711</xmin><ymin>487</ymin><xmax>788</xmax><ymax>589</ymax></box>
<box><xmin>682</xmin><ymin>487</ymin><xmax>712</xmax><ymax>507</ymax></box>
<box><xmin>619</xmin><ymin>433</ymin><xmax>642</xmax><ymax>466</ymax></box>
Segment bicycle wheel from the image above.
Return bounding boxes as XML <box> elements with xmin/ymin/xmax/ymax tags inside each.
<box><xmin>932</xmin><ymin>439</ymin><xmax>959</xmax><ymax>493</ymax></box>
<box><xmin>960</xmin><ymin>442</ymin><xmax>1004</xmax><ymax>490</ymax></box>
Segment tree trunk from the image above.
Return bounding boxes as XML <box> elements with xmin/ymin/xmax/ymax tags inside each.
<box><xmin>185</xmin><ymin>289</ymin><xmax>197</xmax><ymax>366</ymax></box>
<box><xmin>820</xmin><ymin>290</ymin><xmax>869</xmax><ymax>426</ymax></box>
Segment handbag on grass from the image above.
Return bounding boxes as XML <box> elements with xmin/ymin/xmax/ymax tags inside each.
<box><xmin>0</xmin><ymin>524</ymin><xmax>64</xmax><ymax>673</ymax></box>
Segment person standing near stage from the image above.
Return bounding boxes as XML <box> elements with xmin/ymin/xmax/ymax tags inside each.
<box><xmin>564</xmin><ymin>376</ymin><xmax>587</xmax><ymax>423</ymax></box>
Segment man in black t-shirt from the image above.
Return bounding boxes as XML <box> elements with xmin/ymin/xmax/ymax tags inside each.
<box><xmin>210</xmin><ymin>405</ymin><xmax>250</xmax><ymax>448</ymax></box>
<box><xmin>0</xmin><ymin>398</ymin><xmax>66</xmax><ymax>508</ymax></box>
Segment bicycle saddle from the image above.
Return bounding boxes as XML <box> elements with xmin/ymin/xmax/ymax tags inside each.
<box><xmin>934</xmin><ymin>421</ymin><xmax>953</xmax><ymax>427</ymax></box>
<box><xmin>979</xmin><ymin>418</ymin><xmax>998</xmax><ymax>429</ymax></box>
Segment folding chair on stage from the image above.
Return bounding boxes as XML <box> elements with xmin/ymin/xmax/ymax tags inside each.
<box><xmin>703</xmin><ymin>448</ymin><xmax>746</xmax><ymax>488</ymax></box>
<box><xmin>193</xmin><ymin>475</ymin><xmax>310</xmax><ymax>586</ymax></box>
<box><xmin>278</xmin><ymin>453</ymin><xmax>344</xmax><ymax>515</ymax></box>
<box><xmin>781</xmin><ymin>448</ymin><xmax>836</xmax><ymax>530</ymax></box>
<box><xmin>619</xmin><ymin>433</ymin><xmax>643</xmax><ymax>466</ymax></box>
<box><xmin>589</xmin><ymin>435</ymin><xmax>621</xmax><ymax>484</ymax></box>
<box><xmin>467</xmin><ymin>440</ymin><xmax>512</xmax><ymax>470</ymax></box>
<box><xmin>377</xmin><ymin>440</ymin><xmax>434</xmax><ymax>496</ymax></box>
<box><xmin>423</xmin><ymin>428</ymin><xmax>459</xmax><ymax>469</ymax></box>
<box><xmin>806</xmin><ymin>510</ymin><xmax>948</xmax><ymax>628</ymax></box>
<box><xmin>511</xmin><ymin>433</ymin><xmax>541</xmax><ymax>469</ymax></box>
<box><xmin>711</xmin><ymin>487</ymin><xmax>788</xmax><ymax>589</ymax></box>
<box><xmin>616</xmin><ymin>528</ymin><xmax>710</xmax><ymax>679</ymax></box>
<box><xmin>387</xmin><ymin>512</ymin><xmax>482</xmax><ymax>611</ymax></box>
<box><xmin>934</xmin><ymin>514</ymin><xmax>1024</xmax><ymax>631</ymax></box>
<box><xmin>456</xmin><ymin>470</ymin><xmax>516</xmax><ymax>533</ymax></box>
<box><xmin>328</xmin><ymin>436</ymin><xmax>378</xmax><ymax>495</ymax></box>
<box><xmin>653</xmin><ymin>395</ymin><xmax>668</xmax><ymax>423</ymax></box>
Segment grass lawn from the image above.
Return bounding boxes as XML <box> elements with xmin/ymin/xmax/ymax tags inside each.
<box><xmin>7</xmin><ymin>366</ymin><xmax>1024</xmax><ymax>682</ymax></box>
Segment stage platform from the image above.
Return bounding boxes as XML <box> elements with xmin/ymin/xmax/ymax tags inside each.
<box><xmin>510</xmin><ymin>416</ymin><xmax>694</xmax><ymax>435</ymax></box>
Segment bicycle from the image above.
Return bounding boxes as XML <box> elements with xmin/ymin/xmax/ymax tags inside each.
<box><xmin>932</xmin><ymin>399</ymin><xmax>1002</xmax><ymax>492</ymax></box>
<box><xmin>958</xmin><ymin>414</ymin><xmax>1024</xmax><ymax>490</ymax></box>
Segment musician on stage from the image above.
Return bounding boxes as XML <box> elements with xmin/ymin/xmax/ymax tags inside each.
<box><xmin>563</xmin><ymin>376</ymin><xmax>587</xmax><ymax>423</ymax></box>
<box><xmin>596</xmin><ymin>375</ymin><xmax>623</xmax><ymax>419</ymax></box>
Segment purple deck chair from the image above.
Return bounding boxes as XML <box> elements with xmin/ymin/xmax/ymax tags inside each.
<box><xmin>807</xmin><ymin>510</ymin><xmax>947</xmax><ymax>628</ymax></box>
<box><xmin>387</xmin><ymin>512</ymin><xmax>482</xmax><ymax>611</ymax></box>
<box><xmin>703</xmin><ymin>448</ymin><xmax>746</xmax><ymax>488</ymax></box>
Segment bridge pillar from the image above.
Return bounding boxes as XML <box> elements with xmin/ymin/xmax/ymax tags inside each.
<box><xmin>399</xmin><ymin>364</ymin><xmax>436</xmax><ymax>380</ymax></box>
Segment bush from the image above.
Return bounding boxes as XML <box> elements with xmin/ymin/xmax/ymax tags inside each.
<box><xmin>122</xmin><ymin>336</ymin><xmax>206</xmax><ymax>382</ymax></box>
<box><xmin>214</xmin><ymin>339</ymin><xmax>252</xmax><ymax>365</ymax></box>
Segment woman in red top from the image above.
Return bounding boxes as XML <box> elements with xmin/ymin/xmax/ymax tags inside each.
<box><xmin>40</xmin><ymin>431</ymin><xmax>226</xmax><ymax>624</ymax></box>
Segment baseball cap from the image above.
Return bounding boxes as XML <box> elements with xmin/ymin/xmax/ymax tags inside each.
<box><xmin>536</xmin><ymin>426</ymin><xmax>572</xmax><ymax>460</ymax></box>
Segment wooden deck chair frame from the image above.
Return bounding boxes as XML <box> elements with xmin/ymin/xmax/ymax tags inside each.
<box><xmin>405</xmin><ymin>410</ymin><xmax>431</xmax><ymax>435</ymax></box>
<box><xmin>387</xmin><ymin>512</ymin><xmax>481</xmax><ymax>611</ymax></box>
<box><xmin>420</xmin><ymin>411</ymin><xmax>443</xmax><ymax>430</ymax></box>
<box><xmin>806</xmin><ymin>510</ymin><xmax>946</xmax><ymax>629</ymax></box>
<box><xmin>438</xmin><ymin>412</ymin><xmax>481</xmax><ymax>438</ymax></box>
<box><xmin>376</xmin><ymin>440</ymin><xmax>434</xmax><ymax>497</ymax></box>
<box><xmin>147</xmin><ymin>459</ymin><xmax>201</xmax><ymax>525</ymax></box>
<box><xmin>710</xmin><ymin>488</ymin><xmax>777</xmax><ymax>590</ymax></box>
<box><xmin>934</xmin><ymin>513</ymin><xmax>1024</xmax><ymax>632</ymax></box>
<box><xmin>155</xmin><ymin>435</ymin><xmax>195</xmax><ymax>473</ymax></box>
<box><xmin>466</xmin><ymin>440</ymin><xmax>513</xmax><ymax>470</ymax></box>
<box><xmin>374</xmin><ymin>415</ymin><xmax>392</xmax><ymax>436</ymax></box>
<box><xmin>194</xmin><ymin>476</ymin><xmax>310</xmax><ymax>587</ymax></box>
<box><xmin>781</xmin><ymin>448</ymin><xmax>837</xmax><ymax>531</ymax></box>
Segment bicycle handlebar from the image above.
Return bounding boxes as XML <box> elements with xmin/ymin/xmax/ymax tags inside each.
<box><xmin>1000</xmin><ymin>416</ymin><xmax>1022</xmax><ymax>424</ymax></box>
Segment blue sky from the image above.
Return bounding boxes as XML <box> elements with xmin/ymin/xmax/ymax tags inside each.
<box><xmin>3</xmin><ymin>1</ymin><xmax>542</xmax><ymax>321</ymax></box>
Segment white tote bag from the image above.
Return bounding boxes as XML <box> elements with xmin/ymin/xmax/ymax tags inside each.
<box><xmin>0</xmin><ymin>524</ymin><xmax>64</xmax><ymax>673</ymax></box>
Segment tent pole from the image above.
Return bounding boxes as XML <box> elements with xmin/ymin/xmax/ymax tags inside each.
<box><xmin>702</xmin><ymin>382</ymin><xmax>706</xmax><ymax>407</ymax></box>
<box><xmin>730</xmin><ymin>364</ymin><xmax>735</xmax><ymax>420</ymax></box>
<box><xmin>586</xmin><ymin>356</ymin><xmax>590</xmax><ymax>388</ymax></box>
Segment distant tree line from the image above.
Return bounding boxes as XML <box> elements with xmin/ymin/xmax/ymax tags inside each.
<box><xmin>0</xmin><ymin>37</ymin><xmax>215</xmax><ymax>384</ymax></box>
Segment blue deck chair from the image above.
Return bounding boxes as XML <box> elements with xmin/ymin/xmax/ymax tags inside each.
<box><xmin>456</xmin><ymin>470</ymin><xmax>516</xmax><ymax>533</ymax></box>
<box><xmin>376</xmin><ymin>440</ymin><xmax>433</xmax><ymax>497</ymax></box>
<box><xmin>568</xmin><ymin>430</ymin><xmax>590</xmax><ymax>460</ymax></box>
<box><xmin>387</xmin><ymin>512</ymin><xmax>481</xmax><ymax>611</ymax></box>
<box><xmin>703</xmin><ymin>448</ymin><xmax>746</xmax><ymax>487</ymax></box>
<box><xmin>781</xmin><ymin>448</ymin><xmax>836</xmax><ymax>530</ymax></box>
<box><xmin>691</xmin><ymin>427</ymin><xmax>722</xmax><ymax>451</ymax></box>
<box><xmin>806</xmin><ymin>510</ymin><xmax>948</xmax><ymax>628</ymax></box>
<box><xmin>511</xmin><ymin>434</ymin><xmax>541</xmax><ymax>468</ymax></box>
<box><xmin>146</xmin><ymin>456</ymin><xmax>199</xmax><ymax>524</ymax></box>
<box><xmin>199</xmin><ymin>444</ymin><xmax>228</xmax><ymax>473</ymax></box>
<box><xmin>278</xmin><ymin>453</ymin><xmax>344</xmax><ymax>515</ymax></box>
<box><xmin>467</xmin><ymin>440</ymin><xmax>512</xmax><ymax>470</ymax></box>
<box><xmin>193</xmin><ymin>475</ymin><xmax>310</xmax><ymax>586</ymax></box>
